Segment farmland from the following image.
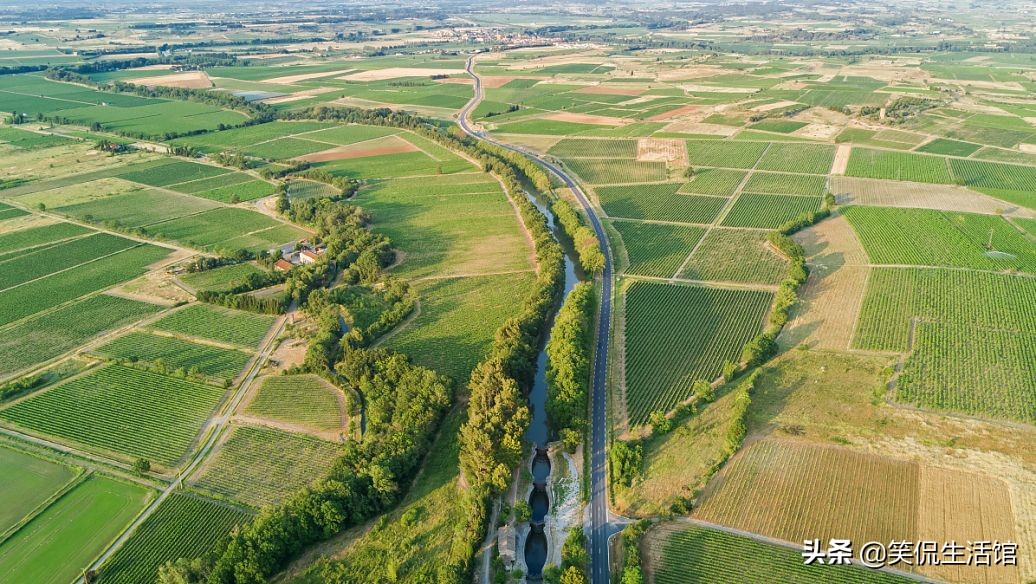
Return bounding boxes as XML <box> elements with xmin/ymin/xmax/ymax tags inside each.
<box><xmin>91</xmin><ymin>331</ymin><xmax>253</xmax><ymax>382</ymax></box>
<box><xmin>596</xmin><ymin>183</ymin><xmax>727</xmax><ymax>224</ymax></box>
<box><xmin>192</xmin><ymin>424</ymin><xmax>342</xmax><ymax>507</ymax></box>
<box><xmin>0</xmin><ymin>446</ymin><xmax>79</xmax><ymax>534</ymax></box>
<box><xmin>680</xmin><ymin>228</ymin><xmax>788</xmax><ymax>285</ymax></box>
<box><xmin>623</xmin><ymin>281</ymin><xmax>772</xmax><ymax>422</ymax></box>
<box><xmin>151</xmin><ymin>304</ymin><xmax>276</xmax><ymax>349</ymax></box>
<box><xmin>244</xmin><ymin>374</ymin><xmax>345</xmax><ymax>433</ymax></box>
<box><xmin>179</xmin><ymin>262</ymin><xmax>265</xmax><ymax>293</ymax></box>
<box><xmin>647</xmin><ymin>523</ymin><xmax>913</xmax><ymax>584</ymax></box>
<box><xmin>0</xmin><ymin>364</ymin><xmax>227</xmax><ymax>466</ymax></box>
<box><xmin>99</xmin><ymin>493</ymin><xmax>250</xmax><ymax>584</ymax></box>
<box><xmin>721</xmin><ymin>193</ymin><xmax>822</xmax><ymax>229</ymax></box>
<box><xmin>612</xmin><ymin>220</ymin><xmax>704</xmax><ymax>277</ymax></box>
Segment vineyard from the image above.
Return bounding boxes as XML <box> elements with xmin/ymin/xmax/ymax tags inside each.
<box><xmin>179</xmin><ymin>262</ymin><xmax>265</xmax><ymax>293</ymax></box>
<box><xmin>0</xmin><ymin>222</ymin><xmax>91</xmax><ymax>259</ymax></box>
<box><xmin>118</xmin><ymin>159</ymin><xmax>229</xmax><ymax>188</ymax></box>
<box><xmin>0</xmin><ymin>244</ymin><xmax>171</xmax><ymax>328</ymax></box>
<box><xmin>0</xmin><ymin>295</ymin><xmax>163</xmax><ymax>379</ymax></box>
<box><xmin>245</xmin><ymin>375</ymin><xmax>345</xmax><ymax>433</ymax></box>
<box><xmin>679</xmin><ymin>168</ymin><xmax>746</xmax><ymax>197</ymax></box>
<box><xmin>151</xmin><ymin>305</ymin><xmax>276</xmax><ymax>349</ymax></box>
<box><xmin>649</xmin><ymin>523</ymin><xmax>913</xmax><ymax>584</ymax></box>
<box><xmin>680</xmin><ymin>229</ymin><xmax>788</xmax><ymax>285</ymax></box>
<box><xmin>755</xmin><ymin>143</ymin><xmax>835</xmax><ymax>174</ymax></box>
<box><xmin>843</xmin><ymin>206</ymin><xmax>1036</xmax><ymax>272</ymax></box>
<box><xmin>949</xmin><ymin>158</ymin><xmax>1036</xmax><ymax>192</ymax></box>
<box><xmin>722</xmin><ymin>193</ymin><xmax>822</xmax><ymax>229</ymax></box>
<box><xmin>917</xmin><ymin>138</ymin><xmax>981</xmax><ymax>157</ymax></box>
<box><xmin>565</xmin><ymin>158</ymin><xmax>668</xmax><ymax>184</ymax></box>
<box><xmin>99</xmin><ymin>493</ymin><xmax>250</xmax><ymax>584</ymax></box>
<box><xmin>613</xmin><ymin>220</ymin><xmax>704</xmax><ymax>277</ymax></box>
<box><xmin>548</xmin><ymin>138</ymin><xmax>637</xmax><ymax>157</ymax></box>
<box><xmin>0</xmin><ymin>233</ymin><xmax>138</xmax><ymax>291</ymax></box>
<box><xmin>140</xmin><ymin>207</ymin><xmax>308</xmax><ymax>253</ymax></box>
<box><xmin>844</xmin><ymin>149</ymin><xmax>953</xmax><ymax>184</ymax></box>
<box><xmin>852</xmin><ymin>268</ymin><xmax>1036</xmax><ymax>352</ymax></box>
<box><xmin>92</xmin><ymin>332</ymin><xmax>253</xmax><ymax>382</ymax></box>
<box><xmin>686</xmin><ymin>140</ymin><xmax>768</xmax><ymax>169</ymax></box>
<box><xmin>898</xmin><ymin>322</ymin><xmax>1036</xmax><ymax>422</ymax></box>
<box><xmin>0</xmin><ymin>364</ymin><xmax>226</xmax><ymax>466</ymax></box>
<box><xmin>192</xmin><ymin>424</ymin><xmax>342</xmax><ymax>507</ymax></box>
<box><xmin>623</xmin><ymin>281</ymin><xmax>772</xmax><ymax>422</ymax></box>
<box><xmin>596</xmin><ymin>183</ymin><xmax>726</xmax><ymax>224</ymax></box>
<box><xmin>743</xmin><ymin>172</ymin><xmax>826</xmax><ymax>196</ymax></box>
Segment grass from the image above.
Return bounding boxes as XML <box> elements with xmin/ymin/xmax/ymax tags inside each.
<box><xmin>597</xmin><ymin>183</ymin><xmax>727</xmax><ymax>224</ymax></box>
<box><xmin>0</xmin><ymin>294</ymin><xmax>164</xmax><ymax>379</ymax></box>
<box><xmin>141</xmin><ymin>207</ymin><xmax>307</xmax><ymax>253</ymax></box>
<box><xmin>385</xmin><ymin>273</ymin><xmax>533</xmax><ymax>383</ymax></box>
<box><xmin>98</xmin><ymin>493</ymin><xmax>250</xmax><ymax>584</ymax></box>
<box><xmin>722</xmin><ymin>194</ymin><xmax>822</xmax><ymax>229</ymax></box>
<box><xmin>0</xmin><ymin>244</ymin><xmax>171</xmax><ymax>328</ymax></box>
<box><xmin>151</xmin><ymin>304</ymin><xmax>275</xmax><ymax>349</ymax></box>
<box><xmin>0</xmin><ymin>446</ymin><xmax>78</xmax><ymax>534</ymax></box>
<box><xmin>681</xmin><ymin>229</ymin><xmax>788</xmax><ymax>285</ymax></box>
<box><xmin>651</xmin><ymin>523</ymin><xmax>914</xmax><ymax>584</ymax></box>
<box><xmin>92</xmin><ymin>331</ymin><xmax>253</xmax><ymax>382</ymax></box>
<box><xmin>193</xmin><ymin>424</ymin><xmax>342</xmax><ymax>507</ymax></box>
<box><xmin>180</xmin><ymin>262</ymin><xmax>265</xmax><ymax>293</ymax></box>
<box><xmin>0</xmin><ymin>364</ymin><xmax>227</xmax><ymax>466</ymax></box>
<box><xmin>612</xmin><ymin>220</ymin><xmax>704</xmax><ymax>277</ymax></box>
<box><xmin>843</xmin><ymin>206</ymin><xmax>1036</xmax><ymax>272</ymax></box>
<box><xmin>56</xmin><ymin>188</ymin><xmax>220</xmax><ymax>228</ymax></box>
<box><xmin>0</xmin><ymin>475</ymin><xmax>152</xmax><ymax>584</ymax></box>
<box><xmin>623</xmin><ymin>281</ymin><xmax>772</xmax><ymax>422</ymax></box>
<box><xmin>245</xmin><ymin>375</ymin><xmax>344</xmax><ymax>432</ymax></box>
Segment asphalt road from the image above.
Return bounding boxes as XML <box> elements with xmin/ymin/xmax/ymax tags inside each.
<box><xmin>461</xmin><ymin>54</ymin><xmax>614</xmax><ymax>584</ymax></box>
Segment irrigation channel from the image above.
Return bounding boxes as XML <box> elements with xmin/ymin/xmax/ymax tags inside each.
<box><xmin>521</xmin><ymin>188</ymin><xmax>581</xmax><ymax>579</ymax></box>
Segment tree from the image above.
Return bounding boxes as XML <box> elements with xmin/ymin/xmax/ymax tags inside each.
<box><xmin>692</xmin><ymin>379</ymin><xmax>714</xmax><ymax>403</ymax></box>
<box><xmin>514</xmin><ymin>500</ymin><xmax>532</xmax><ymax>523</ymax></box>
<box><xmin>560</xmin><ymin>566</ymin><xmax>588</xmax><ymax>584</ymax></box>
<box><xmin>648</xmin><ymin>410</ymin><xmax>671</xmax><ymax>434</ymax></box>
<box><xmin>683</xmin><ymin>165</ymin><xmax>695</xmax><ymax>178</ymax></box>
<box><xmin>133</xmin><ymin>458</ymin><xmax>151</xmax><ymax>474</ymax></box>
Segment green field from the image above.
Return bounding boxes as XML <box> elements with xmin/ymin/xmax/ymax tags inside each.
<box><xmin>193</xmin><ymin>424</ymin><xmax>342</xmax><ymax>507</ymax></box>
<box><xmin>152</xmin><ymin>304</ymin><xmax>276</xmax><ymax>349</ymax></box>
<box><xmin>55</xmin><ymin>188</ymin><xmax>220</xmax><ymax>228</ymax></box>
<box><xmin>845</xmin><ymin>149</ymin><xmax>953</xmax><ymax>183</ymax></box>
<box><xmin>0</xmin><ymin>365</ymin><xmax>226</xmax><ymax>465</ymax></box>
<box><xmin>179</xmin><ymin>262</ymin><xmax>265</xmax><ymax>293</ymax></box>
<box><xmin>623</xmin><ymin>281</ymin><xmax>772</xmax><ymax>422</ymax></box>
<box><xmin>916</xmin><ymin>138</ymin><xmax>981</xmax><ymax>156</ymax></box>
<box><xmin>99</xmin><ymin>493</ymin><xmax>250</xmax><ymax>584</ymax></box>
<box><xmin>680</xmin><ymin>168</ymin><xmax>747</xmax><ymax>197</ymax></box>
<box><xmin>0</xmin><ymin>475</ymin><xmax>152</xmax><ymax>584</ymax></box>
<box><xmin>613</xmin><ymin>220</ymin><xmax>704</xmax><ymax>277</ymax></box>
<box><xmin>686</xmin><ymin>140</ymin><xmax>768</xmax><ymax>169</ymax></box>
<box><xmin>597</xmin><ymin>183</ymin><xmax>727</xmax><ymax>224</ymax></box>
<box><xmin>681</xmin><ymin>228</ymin><xmax>788</xmax><ymax>285</ymax></box>
<box><xmin>722</xmin><ymin>193</ymin><xmax>822</xmax><ymax>229</ymax></box>
<box><xmin>140</xmin><ymin>207</ymin><xmax>308</xmax><ymax>253</ymax></box>
<box><xmin>565</xmin><ymin>158</ymin><xmax>668</xmax><ymax>184</ymax></box>
<box><xmin>652</xmin><ymin>523</ymin><xmax>913</xmax><ymax>584</ymax></box>
<box><xmin>0</xmin><ymin>294</ymin><xmax>164</xmax><ymax>379</ymax></box>
<box><xmin>0</xmin><ymin>232</ymin><xmax>138</xmax><ymax>290</ymax></box>
<box><xmin>742</xmin><ymin>172</ymin><xmax>826</xmax><ymax>196</ymax></box>
<box><xmin>843</xmin><ymin>206</ymin><xmax>1036</xmax><ymax>272</ymax></box>
<box><xmin>118</xmin><ymin>159</ymin><xmax>229</xmax><ymax>187</ymax></box>
<box><xmin>92</xmin><ymin>332</ymin><xmax>253</xmax><ymax>382</ymax></box>
<box><xmin>0</xmin><ymin>446</ymin><xmax>78</xmax><ymax>534</ymax></box>
<box><xmin>0</xmin><ymin>222</ymin><xmax>91</xmax><ymax>258</ymax></box>
<box><xmin>0</xmin><ymin>243</ymin><xmax>171</xmax><ymax>328</ymax></box>
<box><xmin>245</xmin><ymin>375</ymin><xmax>344</xmax><ymax>432</ymax></box>
<box><xmin>547</xmin><ymin>138</ymin><xmax>637</xmax><ymax>157</ymax></box>
<box><xmin>755</xmin><ymin>143</ymin><xmax>835</xmax><ymax>174</ymax></box>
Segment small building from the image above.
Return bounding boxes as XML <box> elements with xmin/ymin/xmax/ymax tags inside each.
<box><xmin>299</xmin><ymin>249</ymin><xmax>320</xmax><ymax>264</ymax></box>
<box><xmin>273</xmin><ymin>258</ymin><xmax>293</xmax><ymax>272</ymax></box>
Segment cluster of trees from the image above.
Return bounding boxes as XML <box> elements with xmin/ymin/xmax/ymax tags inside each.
<box><xmin>545</xmin><ymin>282</ymin><xmax>595</xmax><ymax>451</ymax></box>
<box><xmin>609</xmin><ymin>440</ymin><xmax>643</xmax><ymax>488</ymax></box>
<box><xmin>551</xmin><ymin>199</ymin><xmax>605</xmax><ymax>274</ymax></box>
<box><xmin>0</xmin><ymin>64</ymin><xmax>47</xmax><ymax>76</ymax></box>
<box><xmin>617</xmin><ymin>520</ymin><xmax>651</xmax><ymax>584</ymax></box>
<box><xmin>163</xmin><ymin>347</ymin><xmax>451</xmax><ymax>584</ymax></box>
<box><xmin>543</xmin><ymin>527</ymin><xmax>590</xmax><ymax>584</ymax></box>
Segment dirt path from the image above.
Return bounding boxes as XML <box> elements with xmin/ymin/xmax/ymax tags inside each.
<box><xmin>830</xmin><ymin>144</ymin><xmax>852</xmax><ymax>175</ymax></box>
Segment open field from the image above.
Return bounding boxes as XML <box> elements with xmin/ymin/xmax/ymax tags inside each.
<box><xmin>623</xmin><ymin>281</ymin><xmax>772</xmax><ymax>423</ymax></box>
<box><xmin>0</xmin><ymin>475</ymin><xmax>152</xmax><ymax>584</ymax></box>
<box><xmin>0</xmin><ymin>446</ymin><xmax>79</xmax><ymax>534</ymax></box>
<box><xmin>99</xmin><ymin>493</ymin><xmax>250</xmax><ymax>584</ymax></box>
<box><xmin>0</xmin><ymin>364</ymin><xmax>227</xmax><ymax>466</ymax></box>
<box><xmin>192</xmin><ymin>424</ymin><xmax>342</xmax><ymax>507</ymax></box>
<box><xmin>151</xmin><ymin>304</ymin><xmax>276</xmax><ymax>349</ymax></box>
<box><xmin>831</xmin><ymin>176</ymin><xmax>1035</xmax><ymax>217</ymax></box>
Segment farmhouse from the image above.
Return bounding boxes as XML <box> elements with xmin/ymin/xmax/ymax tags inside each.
<box><xmin>273</xmin><ymin>259</ymin><xmax>293</xmax><ymax>272</ymax></box>
<box><xmin>299</xmin><ymin>249</ymin><xmax>320</xmax><ymax>264</ymax></box>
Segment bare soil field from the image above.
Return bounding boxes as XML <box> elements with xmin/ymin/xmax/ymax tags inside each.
<box><xmin>661</xmin><ymin>120</ymin><xmax>737</xmax><ymax>136</ymax></box>
<box><xmin>132</xmin><ymin>71</ymin><xmax>212</xmax><ymax>89</ymax></box>
<box><xmin>656</xmin><ymin>65</ymin><xmax>728</xmax><ymax>81</ymax></box>
<box><xmin>636</xmin><ymin>138</ymin><xmax>688</xmax><ymax>165</ymax></box>
<box><xmin>545</xmin><ymin>111</ymin><xmax>628</xmax><ymax>126</ymax></box>
<box><xmin>793</xmin><ymin>123</ymin><xmax>841</xmax><ymax>140</ymax></box>
<box><xmin>750</xmin><ymin>99</ymin><xmax>800</xmax><ymax>113</ymax></box>
<box><xmin>493</xmin><ymin>133</ymin><xmax>562</xmax><ymax>153</ymax></box>
<box><xmin>830</xmin><ymin>176</ymin><xmax>1035</xmax><ymax>218</ymax></box>
<box><xmin>648</xmin><ymin>104</ymin><xmax>709</xmax><ymax>121</ymax></box>
<box><xmin>434</xmin><ymin>77</ymin><xmax>473</xmax><ymax>85</ymax></box>
<box><xmin>480</xmin><ymin>76</ymin><xmax>534</xmax><ymax>89</ymax></box>
<box><xmin>295</xmin><ymin>135</ymin><xmax>418</xmax><ymax>162</ymax></box>
<box><xmin>261</xmin><ymin>87</ymin><xmax>338</xmax><ymax>105</ymax></box>
<box><xmin>575</xmin><ymin>85</ymin><xmax>645</xmax><ymax>96</ymax></box>
<box><xmin>263</xmin><ymin>68</ymin><xmax>356</xmax><ymax>84</ymax></box>
<box><xmin>830</xmin><ymin>144</ymin><xmax>852</xmax><ymax>175</ymax></box>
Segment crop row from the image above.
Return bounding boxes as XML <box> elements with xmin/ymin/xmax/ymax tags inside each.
<box><xmin>566</xmin><ymin>158</ymin><xmax>668</xmax><ymax>184</ymax></box>
<box><xmin>743</xmin><ymin>172</ymin><xmax>826</xmax><ymax>196</ymax></box>
<box><xmin>755</xmin><ymin>143</ymin><xmax>835</xmax><ymax>175</ymax></box>
<box><xmin>597</xmin><ymin>183</ymin><xmax>726</xmax><ymax>224</ymax></box>
<box><xmin>681</xmin><ymin>229</ymin><xmax>788</xmax><ymax>285</ymax></box>
<box><xmin>548</xmin><ymin>138</ymin><xmax>637</xmax><ymax>158</ymax></box>
<box><xmin>624</xmin><ymin>281</ymin><xmax>771</xmax><ymax>422</ymax></box>
<box><xmin>92</xmin><ymin>331</ymin><xmax>253</xmax><ymax>382</ymax></box>
<box><xmin>0</xmin><ymin>232</ymin><xmax>137</xmax><ymax>291</ymax></box>
<box><xmin>245</xmin><ymin>375</ymin><xmax>344</xmax><ymax>432</ymax></box>
<box><xmin>722</xmin><ymin>193</ymin><xmax>822</xmax><ymax>229</ymax></box>
<box><xmin>151</xmin><ymin>304</ymin><xmax>276</xmax><ymax>349</ymax></box>
<box><xmin>613</xmin><ymin>220</ymin><xmax>704</xmax><ymax>278</ymax></box>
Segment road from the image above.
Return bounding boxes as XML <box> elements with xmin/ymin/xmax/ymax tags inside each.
<box><xmin>461</xmin><ymin>54</ymin><xmax>615</xmax><ymax>584</ymax></box>
<box><xmin>78</xmin><ymin>310</ymin><xmax>290</xmax><ymax>582</ymax></box>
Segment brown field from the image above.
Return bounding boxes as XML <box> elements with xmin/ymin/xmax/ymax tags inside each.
<box><xmin>648</xmin><ymin>104</ymin><xmax>708</xmax><ymax>121</ymax></box>
<box><xmin>750</xmin><ymin>99</ymin><xmax>800</xmax><ymax>112</ymax></box>
<box><xmin>545</xmin><ymin>111</ymin><xmax>628</xmax><ymax>126</ymax></box>
<box><xmin>661</xmin><ymin>120</ymin><xmax>738</xmax><ymax>136</ymax></box>
<box><xmin>132</xmin><ymin>71</ymin><xmax>212</xmax><ymax>89</ymax></box>
<box><xmin>295</xmin><ymin>135</ymin><xmax>418</xmax><ymax>162</ymax></box>
<box><xmin>576</xmin><ymin>85</ymin><xmax>645</xmax><ymax>96</ymax></box>
<box><xmin>261</xmin><ymin>87</ymin><xmax>338</xmax><ymax>105</ymax></box>
<box><xmin>781</xmin><ymin>214</ymin><xmax>869</xmax><ymax>350</ymax></box>
<box><xmin>830</xmin><ymin>176</ymin><xmax>1035</xmax><ymax>218</ymax></box>
<box><xmin>337</xmin><ymin>67</ymin><xmax>466</xmax><ymax>82</ymax></box>
<box><xmin>262</xmin><ymin>68</ymin><xmax>356</xmax><ymax>84</ymax></box>
<box><xmin>656</xmin><ymin>65</ymin><xmax>728</xmax><ymax>81</ymax></box>
<box><xmin>636</xmin><ymin>138</ymin><xmax>688</xmax><ymax>165</ymax></box>
<box><xmin>793</xmin><ymin>122</ymin><xmax>841</xmax><ymax>140</ymax></box>
<box><xmin>435</xmin><ymin>77</ymin><xmax>473</xmax><ymax>85</ymax></box>
<box><xmin>831</xmin><ymin>144</ymin><xmax>852</xmax><ymax>175</ymax></box>
<box><xmin>696</xmin><ymin>438</ymin><xmax>1020</xmax><ymax>582</ymax></box>
<box><xmin>480</xmin><ymin>76</ymin><xmax>533</xmax><ymax>89</ymax></box>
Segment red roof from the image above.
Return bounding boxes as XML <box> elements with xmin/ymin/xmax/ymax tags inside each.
<box><xmin>274</xmin><ymin>259</ymin><xmax>293</xmax><ymax>271</ymax></box>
